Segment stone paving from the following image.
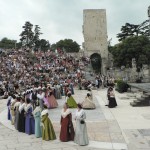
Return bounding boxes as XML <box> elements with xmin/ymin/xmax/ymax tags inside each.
<box><xmin>1</xmin><ymin>88</ymin><xmax>150</xmax><ymax>150</ymax></box>
<box><xmin>0</xmin><ymin>89</ymin><xmax>128</xmax><ymax>150</ymax></box>
<box><xmin>49</xmin><ymin>90</ymin><xmax>126</xmax><ymax>144</ymax></box>
<box><xmin>97</xmin><ymin>88</ymin><xmax>150</xmax><ymax>150</ymax></box>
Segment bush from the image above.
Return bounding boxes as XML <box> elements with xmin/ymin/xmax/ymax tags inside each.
<box><xmin>136</xmin><ymin>78</ymin><xmax>142</xmax><ymax>83</ymax></box>
<box><xmin>116</xmin><ymin>80</ymin><xmax>129</xmax><ymax>93</ymax></box>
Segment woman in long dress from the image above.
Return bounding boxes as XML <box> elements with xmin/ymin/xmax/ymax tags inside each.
<box><xmin>55</xmin><ymin>84</ymin><xmax>62</xmax><ymax>99</ymax></box>
<box><xmin>60</xmin><ymin>84</ymin><xmax>64</xmax><ymax>96</ymax></box>
<box><xmin>41</xmin><ymin>105</ymin><xmax>56</xmax><ymax>141</ymax></box>
<box><xmin>7</xmin><ymin>93</ymin><xmax>12</xmax><ymax>120</ymax></box>
<box><xmin>69</xmin><ymin>83</ymin><xmax>74</xmax><ymax>95</ymax></box>
<box><xmin>10</xmin><ymin>95</ymin><xmax>16</xmax><ymax>125</ymax></box>
<box><xmin>105</xmin><ymin>87</ymin><xmax>111</xmax><ymax>106</ymax></box>
<box><xmin>18</xmin><ymin>98</ymin><xmax>26</xmax><ymax>133</ymax></box>
<box><xmin>47</xmin><ymin>88</ymin><xmax>58</xmax><ymax>108</ymax></box>
<box><xmin>67</xmin><ymin>93</ymin><xmax>77</xmax><ymax>108</ymax></box>
<box><xmin>64</xmin><ymin>85</ymin><xmax>70</xmax><ymax>97</ymax></box>
<box><xmin>43</xmin><ymin>90</ymin><xmax>50</xmax><ymax>108</ymax></box>
<box><xmin>74</xmin><ymin>104</ymin><xmax>89</xmax><ymax>146</ymax></box>
<box><xmin>24</xmin><ymin>98</ymin><xmax>35</xmax><ymax>135</ymax></box>
<box><xmin>82</xmin><ymin>93</ymin><xmax>96</xmax><ymax>109</ymax></box>
<box><xmin>60</xmin><ymin>103</ymin><xmax>75</xmax><ymax>142</ymax></box>
<box><xmin>33</xmin><ymin>102</ymin><xmax>42</xmax><ymax>138</ymax></box>
<box><xmin>87</xmin><ymin>89</ymin><xmax>93</xmax><ymax>99</ymax></box>
<box><xmin>108</xmin><ymin>88</ymin><xmax>117</xmax><ymax>108</ymax></box>
<box><xmin>14</xmin><ymin>97</ymin><xmax>21</xmax><ymax>130</ymax></box>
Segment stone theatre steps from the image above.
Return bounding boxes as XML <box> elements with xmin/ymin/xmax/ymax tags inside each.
<box><xmin>85</xmin><ymin>64</ymin><xmax>95</xmax><ymax>82</ymax></box>
<box><xmin>130</xmin><ymin>93</ymin><xmax>150</xmax><ymax>107</ymax></box>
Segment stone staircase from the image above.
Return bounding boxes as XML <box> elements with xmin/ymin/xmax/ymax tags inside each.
<box><xmin>130</xmin><ymin>92</ymin><xmax>150</xmax><ymax>107</ymax></box>
<box><xmin>85</xmin><ymin>64</ymin><xmax>95</xmax><ymax>82</ymax></box>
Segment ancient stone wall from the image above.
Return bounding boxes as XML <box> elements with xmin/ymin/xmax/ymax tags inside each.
<box><xmin>83</xmin><ymin>9</ymin><xmax>108</xmax><ymax>59</ymax></box>
<box><xmin>83</xmin><ymin>9</ymin><xmax>108</xmax><ymax>74</ymax></box>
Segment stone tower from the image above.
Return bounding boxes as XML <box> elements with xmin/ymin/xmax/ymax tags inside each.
<box><xmin>83</xmin><ymin>9</ymin><xmax>108</xmax><ymax>74</ymax></box>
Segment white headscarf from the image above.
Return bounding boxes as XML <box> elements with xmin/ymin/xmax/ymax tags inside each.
<box><xmin>41</xmin><ymin>109</ymin><xmax>48</xmax><ymax>117</ymax></box>
<box><xmin>24</xmin><ymin>103</ymin><xmax>33</xmax><ymax>112</ymax></box>
<box><xmin>19</xmin><ymin>103</ymin><xmax>26</xmax><ymax>113</ymax></box>
<box><xmin>61</xmin><ymin>108</ymin><xmax>71</xmax><ymax>118</ymax></box>
<box><xmin>33</xmin><ymin>106</ymin><xmax>41</xmax><ymax>115</ymax></box>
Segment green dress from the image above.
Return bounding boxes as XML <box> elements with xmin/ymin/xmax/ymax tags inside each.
<box><xmin>41</xmin><ymin>112</ymin><xmax>56</xmax><ymax>141</ymax></box>
<box><xmin>67</xmin><ymin>96</ymin><xmax>77</xmax><ymax>108</ymax></box>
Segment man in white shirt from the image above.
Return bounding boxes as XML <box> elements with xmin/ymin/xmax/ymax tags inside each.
<box><xmin>37</xmin><ymin>89</ymin><xmax>45</xmax><ymax>110</ymax></box>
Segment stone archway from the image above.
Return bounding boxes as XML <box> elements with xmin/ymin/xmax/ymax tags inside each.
<box><xmin>90</xmin><ymin>53</ymin><xmax>102</xmax><ymax>73</ymax></box>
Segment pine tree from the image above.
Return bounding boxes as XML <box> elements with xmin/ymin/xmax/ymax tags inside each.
<box><xmin>20</xmin><ymin>21</ymin><xmax>34</xmax><ymax>48</ymax></box>
<box><xmin>33</xmin><ymin>25</ymin><xmax>42</xmax><ymax>50</ymax></box>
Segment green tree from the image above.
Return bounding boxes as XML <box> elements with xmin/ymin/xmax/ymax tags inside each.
<box><xmin>50</xmin><ymin>43</ymin><xmax>57</xmax><ymax>52</ymax></box>
<box><xmin>16</xmin><ymin>42</ymin><xmax>22</xmax><ymax>49</ymax></box>
<box><xmin>117</xmin><ymin>20</ymin><xmax>149</xmax><ymax>41</ymax></box>
<box><xmin>0</xmin><ymin>37</ymin><xmax>16</xmax><ymax>49</ymax></box>
<box><xmin>117</xmin><ymin>23</ymin><xmax>139</xmax><ymax>41</ymax></box>
<box><xmin>33</xmin><ymin>25</ymin><xmax>42</xmax><ymax>51</ymax></box>
<box><xmin>55</xmin><ymin>39</ymin><xmax>80</xmax><ymax>53</ymax></box>
<box><xmin>40</xmin><ymin>39</ymin><xmax>50</xmax><ymax>52</ymax></box>
<box><xmin>110</xmin><ymin>36</ymin><xmax>150</xmax><ymax>68</ymax></box>
<box><xmin>20</xmin><ymin>21</ymin><xmax>34</xmax><ymax>48</ymax></box>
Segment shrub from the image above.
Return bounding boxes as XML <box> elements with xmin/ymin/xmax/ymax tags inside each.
<box><xmin>136</xmin><ymin>78</ymin><xmax>142</xmax><ymax>83</ymax></box>
<box><xmin>116</xmin><ymin>80</ymin><xmax>129</xmax><ymax>93</ymax></box>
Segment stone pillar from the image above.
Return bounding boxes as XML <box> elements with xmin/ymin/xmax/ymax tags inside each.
<box><xmin>101</xmin><ymin>58</ymin><xmax>107</xmax><ymax>75</ymax></box>
<box><xmin>83</xmin><ymin>9</ymin><xmax>108</xmax><ymax>74</ymax></box>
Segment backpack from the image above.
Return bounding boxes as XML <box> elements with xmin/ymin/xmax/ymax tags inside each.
<box><xmin>32</xmin><ymin>92</ymin><xmax>37</xmax><ymax>100</ymax></box>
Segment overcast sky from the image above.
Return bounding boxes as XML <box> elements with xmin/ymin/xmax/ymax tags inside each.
<box><xmin>0</xmin><ymin>0</ymin><xmax>149</xmax><ymax>46</ymax></box>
